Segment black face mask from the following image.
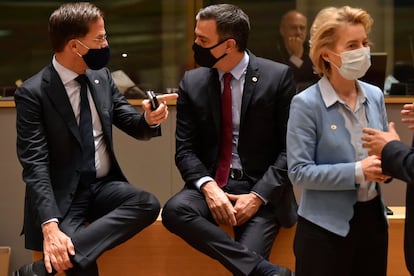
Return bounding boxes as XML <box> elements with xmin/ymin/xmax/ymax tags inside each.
<box><xmin>77</xmin><ymin>40</ymin><xmax>111</xmax><ymax>70</ymax></box>
<box><xmin>82</xmin><ymin>46</ymin><xmax>110</xmax><ymax>70</ymax></box>
<box><xmin>192</xmin><ymin>39</ymin><xmax>228</xmax><ymax>68</ymax></box>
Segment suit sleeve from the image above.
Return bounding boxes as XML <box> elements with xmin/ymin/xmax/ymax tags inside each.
<box><xmin>382</xmin><ymin>140</ymin><xmax>414</xmax><ymax>183</ymax></box>
<box><xmin>175</xmin><ymin>70</ymin><xmax>213</xmax><ymax>185</ymax></box>
<box><xmin>15</xmin><ymin>84</ymin><xmax>62</xmax><ymax>224</ymax></box>
<box><xmin>107</xmin><ymin>68</ymin><xmax>161</xmax><ymax>140</ymax></box>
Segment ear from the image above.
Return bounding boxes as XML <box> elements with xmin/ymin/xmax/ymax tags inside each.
<box><xmin>225</xmin><ymin>38</ymin><xmax>236</xmax><ymax>51</ymax></box>
<box><xmin>321</xmin><ymin>51</ymin><xmax>330</xmax><ymax>62</ymax></box>
<box><xmin>69</xmin><ymin>39</ymin><xmax>85</xmax><ymax>57</ymax></box>
<box><xmin>68</xmin><ymin>39</ymin><xmax>78</xmax><ymax>51</ymax></box>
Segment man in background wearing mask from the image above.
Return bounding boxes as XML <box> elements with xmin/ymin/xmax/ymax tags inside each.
<box><xmin>161</xmin><ymin>4</ymin><xmax>297</xmax><ymax>276</ymax></box>
<box><xmin>13</xmin><ymin>2</ymin><xmax>177</xmax><ymax>276</ymax></box>
<box><xmin>274</xmin><ymin>10</ymin><xmax>319</xmax><ymax>92</ymax></box>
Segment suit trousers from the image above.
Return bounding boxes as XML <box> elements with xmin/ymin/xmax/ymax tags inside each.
<box><xmin>161</xmin><ymin>178</ymin><xmax>280</xmax><ymax>276</ymax></box>
<box><xmin>294</xmin><ymin>196</ymin><xmax>388</xmax><ymax>276</ymax></box>
<box><xmin>58</xmin><ymin>176</ymin><xmax>160</xmax><ymax>275</ymax></box>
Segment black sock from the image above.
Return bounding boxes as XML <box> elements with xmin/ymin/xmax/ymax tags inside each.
<box><xmin>252</xmin><ymin>259</ymin><xmax>280</xmax><ymax>275</ymax></box>
<box><xmin>33</xmin><ymin>260</ymin><xmax>56</xmax><ymax>275</ymax></box>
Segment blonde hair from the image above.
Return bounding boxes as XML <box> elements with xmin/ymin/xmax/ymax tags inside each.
<box><xmin>309</xmin><ymin>6</ymin><xmax>373</xmax><ymax>77</ymax></box>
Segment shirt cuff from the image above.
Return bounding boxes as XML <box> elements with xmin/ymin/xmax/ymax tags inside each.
<box><xmin>42</xmin><ymin>218</ymin><xmax>59</xmax><ymax>225</ymax></box>
<box><xmin>289</xmin><ymin>55</ymin><xmax>304</xmax><ymax>68</ymax></box>
<box><xmin>195</xmin><ymin>176</ymin><xmax>214</xmax><ymax>190</ymax></box>
<box><xmin>251</xmin><ymin>191</ymin><xmax>268</xmax><ymax>205</ymax></box>
<box><xmin>144</xmin><ymin>111</ymin><xmax>160</xmax><ymax>128</ymax></box>
<box><xmin>355</xmin><ymin>161</ymin><xmax>369</xmax><ymax>188</ymax></box>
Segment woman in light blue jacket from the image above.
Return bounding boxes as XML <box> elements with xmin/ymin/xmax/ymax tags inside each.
<box><xmin>287</xmin><ymin>6</ymin><xmax>389</xmax><ymax>276</ymax></box>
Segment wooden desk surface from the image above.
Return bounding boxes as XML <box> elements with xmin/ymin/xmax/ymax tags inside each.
<box><xmin>1</xmin><ymin>95</ymin><xmax>412</xmax><ymax>108</ymax></box>
<box><xmin>0</xmin><ymin>98</ymin><xmax>177</xmax><ymax>108</ymax></box>
<box><xmin>0</xmin><ymin>100</ymin><xmax>14</xmax><ymax>108</ymax></box>
<box><xmin>389</xmin><ymin>206</ymin><xmax>406</xmax><ymax>219</ymax></box>
<box><xmin>385</xmin><ymin>96</ymin><xmax>414</xmax><ymax>104</ymax></box>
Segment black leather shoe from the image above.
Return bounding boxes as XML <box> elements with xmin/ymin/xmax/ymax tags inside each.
<box><xmin>13</xmin><ymin>260</ymin><xmax>53</xmax><ymax>276</ymax></box>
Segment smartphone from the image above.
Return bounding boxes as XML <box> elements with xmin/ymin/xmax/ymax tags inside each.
<box><xmin>146</xmin><ymin>90</ymin><xmax>159</xmax><ymax>111</ymax></box>
<box><xmin>386</xmin><ymin>206</ymin><xmax>394</xmax><ymax>216</ymax></box>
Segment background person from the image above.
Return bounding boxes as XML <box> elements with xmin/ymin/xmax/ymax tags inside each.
<box><xmin>161</xmin><ymin>4</ymin><xmax>297</xmax><ymax>276</ymax></box>
<box><xmin>274</xmin><ymin>10</ymin><xmax>319</xmax><ymax>91</ymax></box>
<box><xmin>287</xmin><ymin>6</ymin><xmax>389</xmax><ymax>276</ymax></box>
<box><xmin>13</xmin><ymin>2</ymin><xmax>177</xmax><ymax>276</ymax></box>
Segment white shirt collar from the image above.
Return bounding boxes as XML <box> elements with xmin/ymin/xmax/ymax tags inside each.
<box><xmin>52</xmin><ymin>55</ymin><xmax>80</xmax><ymax>85</ymax></box>
<box><xmin>218</xmin><ymin>51</ymin><xmax>249</xmax><ymax>81</ymax></box>
<box><xmin>319</xmin><ymin>76</ymin><xmax>367</xmax><ymax>108</ymax></box>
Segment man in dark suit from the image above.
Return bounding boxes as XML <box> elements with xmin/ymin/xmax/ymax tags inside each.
<box><xmin>161</xmin><ymin>4</ymin><xmax>297</xmax><ymax>276</ymax></box>
<box><xmin>362</xmin><ymin>103</ymin><xmax>414</xmax><ymax>275</ymax></box>
<box><xmin>13</xmin><ymin>2</ymin><xmax>177</xmax><ymax>276</ymax></box>
<box><xmin>274</xmin><ymin>10</ymin><xmax>318</xmax><ymax>92</ymax></box>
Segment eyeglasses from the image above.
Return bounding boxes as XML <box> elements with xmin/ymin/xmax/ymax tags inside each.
<box><xmin>75</xmin><ymin>34</ymin><xmax>108</xmax><ymax>47</ymax></box>
<box><xmin>91</xmin><ymin>34</ymin><xmax>108</xmax><ymax>43</ymax></box>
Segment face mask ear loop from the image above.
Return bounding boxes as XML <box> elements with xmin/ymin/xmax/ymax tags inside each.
<box><xmin>75</xmin><ymin>39</ymin><xmax>90</xmax><ymax>58</ymax></box>
<box><xmin>76</xmin><ymin>39</ymin><xmax>90</xmax><ymax>50</ymax></box>
<box><xmin>330</xmin><ymin>60</ymin><xmax>341</xmax><ymax>72</ymax></box>
<box><xmin>326</xmin><ymin>50</ymin><xmax>341</xmax><ymax>71</ymax></box>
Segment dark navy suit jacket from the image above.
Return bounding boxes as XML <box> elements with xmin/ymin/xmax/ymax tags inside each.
<box><xmin>382</xmin><ymin>139</ymin><xmax>414</xmax><ymax>275</ymax></box>
<box><xmin>175</xmin><ymin>51</ymin><xmax>298</xmax><ymax>228</ymax></box>
<box><xmin>15</xmin><ymin>64</ymin><xmax>160</xmax><ymax>250</ymax></box>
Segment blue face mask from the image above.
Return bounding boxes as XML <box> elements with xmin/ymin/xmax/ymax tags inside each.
<box><xmin>77</xmin><ymin>40</ymin><xmax>111</xmax><ymax>70</ymax></box>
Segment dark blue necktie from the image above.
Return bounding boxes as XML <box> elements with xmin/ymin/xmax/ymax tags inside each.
<box><xmin>75</xmin><ymin>74</ymin><xmax>96</xmax><ymax>184</ymax></box>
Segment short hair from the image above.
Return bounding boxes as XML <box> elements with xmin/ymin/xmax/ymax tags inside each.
<box><xmin>280</xmin><ymin>10</ymin><xmax>307</xmax><ymax>29</ymax></box>
<box><xmin>309</xmin><ymin>6</ymin><xmax>373</xmax><ymax>77</ymax></box>
<box><xmin>196</xmin><ymin>4</ymin><xmax>250</xmax><ymax>51</ymax></box>
<box><xmin>49</xmin><ymin>2</ymin><xmax>104</xmax><ymax>52</ymax></box>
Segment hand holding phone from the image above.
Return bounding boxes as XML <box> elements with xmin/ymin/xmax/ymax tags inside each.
<box><xmin>146</xmin><ymin>90</ymin><xmax>159</xmax><ymax>111</ymax></box>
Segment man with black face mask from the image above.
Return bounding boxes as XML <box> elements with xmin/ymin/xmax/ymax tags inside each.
<box><xmin>162</xmin><ymin>4</ymin><xmax>297</xmax><ymax>276</ymax></box>
<box><xmin>13</xmin><ymin>2</ymin><xmax>177</xmax><ymax>276</ymax></box>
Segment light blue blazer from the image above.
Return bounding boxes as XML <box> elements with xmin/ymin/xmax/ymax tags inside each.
<box><xmin>287</xmin><ymin>77</ymin><xmax>388</xmax><ymax>237</ymax></box>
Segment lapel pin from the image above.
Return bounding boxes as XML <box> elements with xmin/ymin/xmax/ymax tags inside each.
<box><xmin>252</xmin><ymin>76</ymin><xmax>258</xmax><ymax>83</ymax></box>
<box><xmin>331</xmin><ymin>124</ymin><xmax>337</xmax><ymax>130</ymax></box>
<box><xmin>94</xmin><ymin>79</ymin><xmax>99</xmax><ymax>84</ymax></box>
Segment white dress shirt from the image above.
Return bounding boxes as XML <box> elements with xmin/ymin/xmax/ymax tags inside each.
<box><xmin>52</xmin><ymin>56</ymin><xmax>111</xmax><ymax>178</ymax></box>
